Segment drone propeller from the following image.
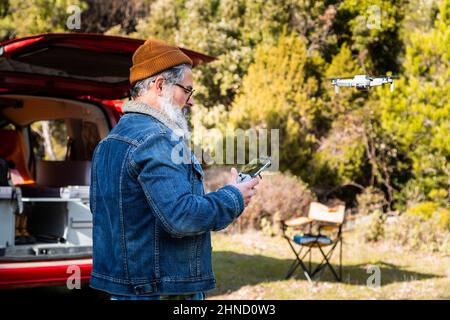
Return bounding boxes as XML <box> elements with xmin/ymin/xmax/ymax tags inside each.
<box><xmin>326</xmin><ymin>76</ymin><xmax>353</xmax><ymax>80</ymax></box>
<box><xmin>372</xmin><ymin>75</ymin><xmax>400</xmax><ymax>79</ymax></box>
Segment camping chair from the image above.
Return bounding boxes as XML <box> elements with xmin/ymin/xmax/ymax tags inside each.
<box><xmin>281</xmin><ymin>202</ymin><xmax>345</xmax><ymax>282</ymax></box>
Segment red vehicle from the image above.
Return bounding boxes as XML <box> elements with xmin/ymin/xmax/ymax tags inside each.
<box><xmin>0</xmin><ymin>33</ymin><xmax>213</xmax><ymax>290</ymax></box>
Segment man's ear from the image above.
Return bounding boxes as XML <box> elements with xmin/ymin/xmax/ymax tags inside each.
<box><xmin>153</xmin><ymin>76</ymin><xmax>165</xmax><ymax>97</ymax></box>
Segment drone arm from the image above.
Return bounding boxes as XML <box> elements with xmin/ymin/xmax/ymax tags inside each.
<box><xmin>336</xmin><ymin>80</ymin><xmax>356</xmax><ymax>87</ymax></box>
<box><xmin>369</xmin><ymin>78</ymin><xmax>386</xmax><ymax>87</ymax></box>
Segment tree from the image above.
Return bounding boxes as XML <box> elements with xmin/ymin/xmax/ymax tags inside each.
<box><xmin>0</xmin><ymin>0</ymin><xmax>87</xmax><ymax>41</ymax></box>
<box><xmin>229</xmin><ymin>33</ymin><xmax>321</xmax><ymax>178</ymax></box>
<box><xmin>375</xmin><ymin>0</ymin><xmax>449</xmax><ymax>208</ymax></box>
<box><xmin>336</xmin><ymin>0</ymin><xmax>407</xmax><ymax>74</ymax></box>
<box><xmin>81</xmin><ymin>0</ymin><xmax>149</xmax><ymax>34</ymax></box>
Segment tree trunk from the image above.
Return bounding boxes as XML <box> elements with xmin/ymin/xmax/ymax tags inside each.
<box><xmin>41</xmin><ymin>121</ymin><xmax>56</xmax><ymax>161</ymax></box>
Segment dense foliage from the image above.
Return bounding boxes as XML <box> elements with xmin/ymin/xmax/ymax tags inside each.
<box><xmin>0</xmin><ymin>0</ymin><xmax>448</xmax><ymax>217</ymax></box>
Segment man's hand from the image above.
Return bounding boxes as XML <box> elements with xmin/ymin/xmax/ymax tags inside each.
<box><xmin>227</xmin><ymin>167</ymin><xmax>260</xmax><ymax>206</ymax></box>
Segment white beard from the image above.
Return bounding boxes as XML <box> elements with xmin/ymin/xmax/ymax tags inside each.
<box><xmin>159</xmin><ymin>90</ymin><xmax>190</xmax><ymax>139</ymax></box>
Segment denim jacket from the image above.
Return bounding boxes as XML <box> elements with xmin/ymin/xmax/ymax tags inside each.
<box><xmin>89</xmin><ymin>101</ymin><xmax>245</xmax><ymax>296</ymax></box>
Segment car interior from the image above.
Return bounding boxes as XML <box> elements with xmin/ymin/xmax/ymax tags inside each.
<box><xmin>0</xmin><ymin>95</ymin><xmax>110</xmax><ymax>260</ymax></box>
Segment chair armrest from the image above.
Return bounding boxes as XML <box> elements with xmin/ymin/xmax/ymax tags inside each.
<box><xmin>315</xmin><ymin>220</ymin><xmax>341</xmax><ymax>227</ymax></box>
<box><xmin>282</xmin><ymin>217</ymin><xmax>313</xmax><ymax>228</ymax></box>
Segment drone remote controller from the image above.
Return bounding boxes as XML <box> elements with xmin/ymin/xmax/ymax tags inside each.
<box><xmin>236</xmin><ymin>158</ymin><xmax>272</xmax><ymax>184</ymax></box>
<box><xmin>236</xmin><ymin>172</ymin><xmax>253</xmax><ymax>183</ymax></box>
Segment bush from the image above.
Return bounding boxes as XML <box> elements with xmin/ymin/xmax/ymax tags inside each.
<box><xmin>364</xmin><ymin>210</ymin><xmax>387</xmax><ymax>242</ymax></box>
<box><xmin>384</xmin><ymin>213</ymin><xmax>450</xmax><ymax>254</ymax></box>
<box><xmin>203</xmin><ymin>167</ymin><xmax>315</xmax><ymax>233</ymax></box>
<box><xmin>354</xmin><ymin>199</ymin><xmax>450</xmax><ymax>253</ymax></box>
<box><xmin>379</xmin><ymin>200</ymin><xmax>450</xmax><ymax>254</ymax></box>
<box><xmin>239</xmin><ymin>172</ymin><xmax>315</xmax><ymax>232</ymax></box>
<box><xmin>406</xmin><ymin>201</ymin><xmax>450</xmax><ymax>230</ymax></box>
<box><xmin>357</xmin><ymin>187</ymin><xmax>387</xmax><ymax>216</ymax></box>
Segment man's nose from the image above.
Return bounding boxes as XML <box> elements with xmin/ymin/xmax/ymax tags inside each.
<box><xmin>186</xmin><ymin>94</ymin><xmax>195</xmax><ymax>107</ymax></box>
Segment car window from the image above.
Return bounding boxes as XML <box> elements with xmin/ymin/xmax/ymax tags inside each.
<box><xmin>30</xmin><ymin>119</ymin><xmax>101</xmax><ymax>162</ymax></box>
<box><xmin>30</xmin><ymin>120</ymin><xmax>67</xmax><ymax>161</ymax></box>
<box><xmin>0</xmin><ymin>123</ymin><xmax>17</xmax><ymax>130</ymax></box>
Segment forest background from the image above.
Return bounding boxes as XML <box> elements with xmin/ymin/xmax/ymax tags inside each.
<box><xmin>1</xmin><ymin>0</ymin><xmax>448</xmax><ymax>253</ymax></box>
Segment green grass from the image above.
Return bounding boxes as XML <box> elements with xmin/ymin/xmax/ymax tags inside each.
<box><xmin>208</xmin><ymin>230</ymin><xmax>450</xmax><ymax>300</ymax></box>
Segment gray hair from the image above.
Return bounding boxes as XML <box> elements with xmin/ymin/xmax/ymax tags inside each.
<box><xmin>130</xmin><ymin>63</ymin><xmax>191</xmax><ymax>99</ymax></box>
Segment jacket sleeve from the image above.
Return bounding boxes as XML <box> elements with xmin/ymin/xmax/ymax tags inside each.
<box><xmin>130</xmin><ymin>132</ymin><xmax>245</xmax><ymax>238</ymax></box>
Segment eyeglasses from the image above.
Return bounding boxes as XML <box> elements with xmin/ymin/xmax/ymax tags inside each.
<box><xmin>174</xmin><ymin>83</ymin><xmax>195</xmax><ymax>103</ymax></box>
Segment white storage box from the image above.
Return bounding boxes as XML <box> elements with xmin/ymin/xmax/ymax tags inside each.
<box><xmin>0</xmin><ymin>187</ymin><xmax>15</xmax><ymax>252</ymax></box>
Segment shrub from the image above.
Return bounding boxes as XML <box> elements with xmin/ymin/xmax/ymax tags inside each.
<box><xmin>364</xmin><ymin>209</ymin><xmax>387</xmax><ymax>242</ymax></box>
<box><xmin>384</xmin><ymin>213</ymin><xmax>450</xmax><ymax>254</ymax></box>
<box><xmin>406</xmin><ymin>201</ymin><xmax>450</xmax><ymax>230</ymax></box>
<box><xmin>357</xmin><ymin>187</ymin><xmax>387</xmax><ymax>215</ymax></box>
<box><xmin>239</xmin><ymin>172</ymin><xmax>315</xmax><ymax>232</ymax></box>
<box><xmin>203</xmin><ymin>167</ymin><xmax>315</xmax><ymax>232</ymax></box>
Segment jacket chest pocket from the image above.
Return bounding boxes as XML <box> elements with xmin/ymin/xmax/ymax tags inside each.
<box><xmin>188</xmin><ymin>234</ymin><xmax>204</xmax><ymax>277</ymax></box>
<box><xmin>191</xmin><ymin>161</ymin><xmax>204</xmax><ymax>195</ymax></box>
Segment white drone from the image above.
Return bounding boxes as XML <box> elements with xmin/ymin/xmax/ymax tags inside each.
<box><xmin>329</xmin><ymin>75</ymin><xmax>398</xmax><ymax>94</ymax></box>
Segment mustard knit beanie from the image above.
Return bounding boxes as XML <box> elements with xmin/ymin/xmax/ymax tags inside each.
<box><xmin>129</xmin><ymin>38</ymin><xmax>193</xmax><ymax>85</ymax></box>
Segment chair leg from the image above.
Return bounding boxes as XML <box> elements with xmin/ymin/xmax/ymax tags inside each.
<box><xmin>286</xmin><ymin>250</ymin><xmax>311</xmax><ymax>279</ymax></box>
<box><xmin>284</xmin><ymin>228</ymin><xmax>344</xmax><ymax>282</ymax></box>
<box><xmin>318</xmin><ymin>245</ymin><xmax>341</xmax><ymax>281</ymax></box>
<box><xmin>284</xmin><ymin>236</ymin><xmax>302</xmax><ymax>279</ymax></box>
<box><xmin>309</xmin><ymin>246</ymin><xmax>312</xmax><ymax>274</ymax></box>
<box><xmin>339</xmin><ymin>237</ymin><xmax>343</xmax><ymax>281</ymax></box>
<box><xmin>286</xmin><ymin>259</ymin><xmax>300</xmax><ymax>279</ymax></box>
<box><xmin>284</xmin><ymin>237</ymin><xmax>312</xmax><ymax>280</ymax></box>
<box><xmin>309</xmin><ymin>239</ymin><xmax>342</xmax><ymax>282</ymax></box>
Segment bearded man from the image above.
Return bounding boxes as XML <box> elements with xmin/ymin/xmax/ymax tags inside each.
<box><xmin>89</xmin><ymin>39</ymin><xmax>259</xmax><ymax>300</ymax></box>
